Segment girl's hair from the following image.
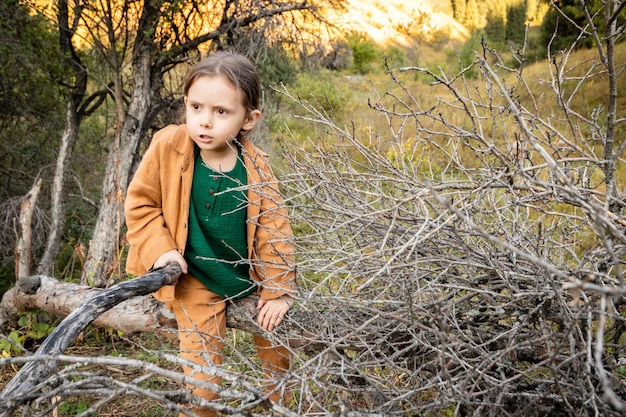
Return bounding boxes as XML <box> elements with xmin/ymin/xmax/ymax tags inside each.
<box><xmin>184</xmin><ymin>50</ymin><xmax>261</xmax><ymax>113</ymax></box>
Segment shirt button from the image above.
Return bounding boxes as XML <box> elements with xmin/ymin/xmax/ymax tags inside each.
<box><xmin>208</xmin><ymin>189</ymin><xmax>215</xmax><ymax>195</ymax></box>
<box><xmin>205</xmin><ymin>203</ymin><xmax>211</xmax><ymax>209</ymax></box>
<box><xmin>212</xmin><ymin>176</ymin><xmax>218</xmax><ymax>181</ymax></box>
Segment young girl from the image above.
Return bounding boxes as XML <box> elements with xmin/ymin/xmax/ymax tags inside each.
<box><xmin>124</xmin><ymin>50</ymin><xmax>297</xmax><ymax>416</ymax></box>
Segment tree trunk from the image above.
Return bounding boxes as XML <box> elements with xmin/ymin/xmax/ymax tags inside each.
<box><xmin>1</xmin><ymin>274</ymin><xmax>178</xmax><ymax>336</ymax></box>
<box><xmin>79</xmin><ymin>92</ymin><xmax>149</xmax><ymax>287</ymax></box>
<box><xmin>38</xmin><ymin>0</ymin><xmax>89</xmax><ymax>276</ymax></box>
<box><xmin>37</xmin><ymin>104</ymin><xmax>78</xmax><ymax>276</ymax></box>
<box><xmin>1</xmin><ymin>267</ymin><xmax>407</xmax><ymax>356</ymax></box>
<box><xmin>80</xmin><ymin>0</ymin><xmax>161</xmax><ymax>287</ymax></box>
<box><xmin>16</xmin><ymin>178</ymin><xmax>43</xmax><ymax>280</ymax></box>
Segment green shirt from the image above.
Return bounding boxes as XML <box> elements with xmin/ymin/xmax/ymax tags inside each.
<box><xmin>185</xmin><ymin>146</ymin><xmax>255</xmax><ymax>298</ymax></box>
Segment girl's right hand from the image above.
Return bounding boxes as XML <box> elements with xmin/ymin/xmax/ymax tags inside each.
<box><xmin>153</xmin><ymin>249</ymin><xmax>188</xmax><ymax>274</ymax></box>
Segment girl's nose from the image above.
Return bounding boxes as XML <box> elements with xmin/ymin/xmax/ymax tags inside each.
<box><xmin>201</xmin><ymin>112</ymin><xmax>212</xmax><ymax>127</ymax></box>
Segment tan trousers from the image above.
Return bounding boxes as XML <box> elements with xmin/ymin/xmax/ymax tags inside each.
<box><xmin>170</xmin><ymin>275</ymin><xmax>291</xmax><ymax>417</ymax></box>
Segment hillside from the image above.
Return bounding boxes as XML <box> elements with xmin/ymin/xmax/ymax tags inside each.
<box><xmin>331</xmin><ymin>0</ymin><xmax>469</xmax><ymax>46</ymax></box>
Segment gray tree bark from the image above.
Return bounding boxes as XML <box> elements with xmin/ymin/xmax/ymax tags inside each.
<box><xmin>16</xmin><ymin>178</ymin><xmax>42</xmax><ymax>280</ymax></box>
<box><xmin>37</xmin><ymin>105</ymin><xmax>79</xmax><ymax>276</ymax></box>
<box><xmin>80</xmin><ymin>0</ymin><xmax>159</xmax><ymax>286</ymax></box>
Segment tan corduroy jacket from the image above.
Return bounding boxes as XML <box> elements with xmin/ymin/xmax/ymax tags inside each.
<box><xmin>124</xmin><ymin>124</ymin><xmax>296</xmax><ymax>302</ymax></box>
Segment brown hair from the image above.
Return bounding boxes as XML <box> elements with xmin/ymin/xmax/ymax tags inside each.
<box><xmin>184</xmin><ymin>50</ymin><xmax>261</xmax><ymax>113</ymax></box>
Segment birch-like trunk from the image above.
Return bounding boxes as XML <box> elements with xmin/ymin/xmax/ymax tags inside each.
<box><xmin>16</xmin><ymin>178</ymin><xmax>43</xmax><ymax>280</ymax></box>
<box><xmin>37</xmin><ymin>104</ymin><xmax>78</xmax><ymax>276</ymax></box>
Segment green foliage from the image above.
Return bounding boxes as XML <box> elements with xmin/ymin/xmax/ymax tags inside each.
<box><xmin>57</xmin><ymin>399</ymin><xmax>90</xmax><ymax>415</ymax></box>
<box><xmin>250</xmin><ymin>41</ymin><xmax>299</xmax><ymax>88</ymax></box>
<box><xmin>0</xmin><ymin>0</ymin><xmax>67</xmax><ymax>290</ymax></box>
<box><xmin>540</xmin><ymin>1</ymin><xmax>604</xmax><ymax>52</ymax></box>
<box><xmin>506</xmin><ymin>1</ymin><xmax>528</xmax><ymax>46</ymax></box>
<box><xmin>288</xmin><ymin>71</ymin><xmax>353</xmax><ymax>119</ymax></box>
<box><xmin>484</xmin><ymin>11</ymin><xmax>506</xmax><ymax>46</ymax></box>
<box><xmin>0</xmin><ymin>331</ymin><xmax>24</xmax><ymax>356</ymax></box>
<box><xmin>17</xmin><ymin>313</ymin><xmax>55</xmax><ymax>339</ymax></box>
<box><xmin>382</xmin><ymin>45</ymin><xmax>407</xmax><ymax>69</ymax></box>
<box><xmin>458</xmin><ymin>30</ymin><xmax>484</xmax><ymax>77</ymax></box>
<box><xmin>346</xmin><ymin>32</ymin><xmax>379</xmax><ymax>74</ymax></box>
<box><xmin>0</xmin><ymin>311</ymin><xmax>55</xmax><ymax>356</ymax></box>
<box><xmin>0</xmin><ymin>0</ymin><xmax>65</xmax><ymax>122</ymax></box>
<box><xmin>0</xmin><ymin>264</ymin><xmax>14</xmax><ymax>298</ymax></box>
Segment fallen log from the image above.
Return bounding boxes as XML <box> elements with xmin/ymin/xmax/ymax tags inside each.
<box><xmin>0</xmin><ymin>268</ymin><xmax>403</xmax><ymax>355</ymax></box>
<box><xmin>0</xmin><ymin>273</ymin><xmax>178</xmax><ymax>337</ymax></box>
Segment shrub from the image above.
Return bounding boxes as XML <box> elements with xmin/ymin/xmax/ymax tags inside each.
<box><xmin>346</xmin><ymin>32</ymin><xmax>379</xmax><ymax>74</ymax></box>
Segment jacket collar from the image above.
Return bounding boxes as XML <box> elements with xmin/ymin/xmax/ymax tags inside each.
<box><xmin>167</xmin><ymin>125</ymin><xmax>193</xmax><ymax>170</ymax></box>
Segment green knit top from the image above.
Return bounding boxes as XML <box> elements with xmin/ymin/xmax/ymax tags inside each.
<box><xmin>185</xmin><ymin>146</ymin><xmax>255</xmax><ymax>298</ymax></box>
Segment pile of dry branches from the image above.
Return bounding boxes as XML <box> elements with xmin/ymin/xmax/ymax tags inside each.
<box><xmin>274</xmin><ymin>34</ymin><xmax>626</xmax><ymax>414</ymax></box>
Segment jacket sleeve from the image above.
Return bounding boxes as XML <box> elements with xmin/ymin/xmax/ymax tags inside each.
<box><xmin>249</xmin><ymin>155</ymin><xmax>298</xmax><ymax>300</ymax></box>
<box><xmin>125</xmin><ymin>130</ymin><xmax>179</xmax><ymax>275</ymax></box>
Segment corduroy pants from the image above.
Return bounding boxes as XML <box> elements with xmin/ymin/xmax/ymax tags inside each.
<box><xmin>170</xmin><ymin>275</ymin><xmax>291</xmax><ymax>417</ymax></box>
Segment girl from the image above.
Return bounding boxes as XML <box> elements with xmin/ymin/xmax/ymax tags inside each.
<box><xmin>124</xmin><ymin>50</ymin><xmax>297</xmax><ymax>416</ymax></box>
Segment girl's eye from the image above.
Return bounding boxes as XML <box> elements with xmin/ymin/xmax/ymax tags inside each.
<box><xmin>192</xmin><ymin>104</ymin><xmax>200</xmax><ymax>110</ymax></box>
<box><xmin>217</xmin><ymin>109</ymin><xmax>227</xmax><ymax>115</ymax></box>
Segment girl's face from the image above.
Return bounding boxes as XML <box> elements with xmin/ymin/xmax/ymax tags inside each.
<box><xmin>184</xmin><ymin>75</ymin><xmax>260</xmax><ymax>159</ymax></box>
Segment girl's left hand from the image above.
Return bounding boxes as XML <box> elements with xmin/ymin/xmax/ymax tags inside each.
<box><xmin>257</xmin><ymin>296</ymin><xmax>293</xmax><ymax>332</ymax></box>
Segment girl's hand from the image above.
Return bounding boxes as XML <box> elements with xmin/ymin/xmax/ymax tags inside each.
<box><xmin>257</xmin><ymin>296</ymin><xmax>293</xmax><ymax>332</ymax></box>
<box><xmin>153</xmin><ymin>249</ymin><xmax>188</xmax><ymax>274</ymax></box>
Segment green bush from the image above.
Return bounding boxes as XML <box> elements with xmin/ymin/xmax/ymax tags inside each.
<box><xmin>288</xmin><ymin>71</ymin><xmax>353</xmax><ymax>119</ymax></box>
<box><xmin>382</xmin><ymin>45</ymin><xmax>406</xmax><ymax>69</ymax></box>
<box><xmin>346</xmin><ymin>32</ymin><xmax>379</xmax><ymax>74</ymax></box>
<box><xmin>458</xmin><ymin>30</ymin><xmax>484</xmax><ymax>78</ymax></box>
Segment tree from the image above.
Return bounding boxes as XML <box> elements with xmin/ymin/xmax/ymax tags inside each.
<box><xmin>464</xmin><ymin>0</ymin><xmax>481</xmax><ymax>30</ymax></box>
<box><xmin>484</xmin><ymin>6</ymin><xmax>506</xmax><ymax>45</ymax></box>
<box><xmin>540</xmin><ymin>0</ymin><xmax>603</xmax><ymax>50</ymax></box>
<box><xmin>0</xmin><ymin>0</ymin><xmax>66</xmax><ymax>198</ymax></box>
<box><xmin>451</xmin><ymin>0</ymin><xmax>467</xmax><ymax>24</ymax></box>
<box><xmin>506</xmin><ymin>0</ymin><xmax>528</xmax><ymax>46</ymax></box>
<box><xmin>36</xmin><ymin>0</ymin><xmax>93</xmax><ymax>277</ymax></box>
<box><xmin>0</xmin><ymin>0</ymin><xmax>66</xmax><ymax>290</ymax></box>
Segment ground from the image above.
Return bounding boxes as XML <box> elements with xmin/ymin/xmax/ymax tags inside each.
<box><xmin>1</xmin><ymin>331</ymin><xmax>183</xmax><ymax>417</ymax></box>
